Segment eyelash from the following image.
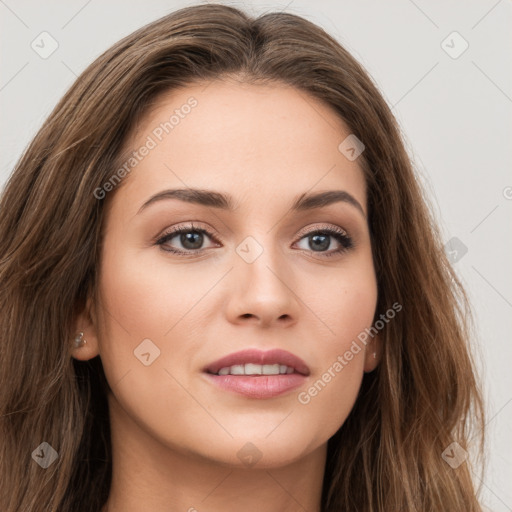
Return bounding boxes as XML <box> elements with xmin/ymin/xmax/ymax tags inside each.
<box><xmin>155</xmin><ymin>222</ymin><xmax>354</xmax><ymax>258</ymax></box>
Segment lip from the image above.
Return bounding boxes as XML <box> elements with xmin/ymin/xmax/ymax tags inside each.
<box><xmin>203</xmin><ymin>373</ymin><xmax>308</xmax><ymax>399</ymax></box>
<box><xmin>202</xmin><ymin>348</ymin><xmax>310</xmax><ymax>399</ymax></box>
<box><xmin>203</xmin><ymin>348</ymin><xmax>310</xmax><ymax>376</ymax></box>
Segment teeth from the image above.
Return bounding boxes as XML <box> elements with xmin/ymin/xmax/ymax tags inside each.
<box><xmin>230</xmin><ymin>364</ymin><xmax>245</xmax><ymax>375</ymax></box>
<box><xmin>262</xmin><ymin>364</ymin><xmax>279</xmax><ymax>375</ymax></box>
<box><xmin>216</xmin><ymin>364</ymin><xmax>295</xmax><ymax>376</ymax></box>
<box><xmin>245</xmin><ymin>363</ymin><xmax>262</xmax><ymax>374</ymax></box>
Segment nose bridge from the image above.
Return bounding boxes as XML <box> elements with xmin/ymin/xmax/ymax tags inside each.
<box><xmin>235</xmin><ymin>230</ymin><xmax>286</xmax><ymax>287</ymax></box>
<box><xmin>227</xmin><ymin>229</ymin><xmax>298</xmax><ymax>323</ymax></box>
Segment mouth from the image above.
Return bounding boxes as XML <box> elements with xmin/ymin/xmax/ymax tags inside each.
<box><xmin>202</xmin><ymin>348</ymin><xmax>310</xmax><ymax>399</ymax></box>
<box><xmin>211</xmin><ymin>363</ymin><xmax>298</xmax><ymax>376</ymax></box>
<box><xmin>203</xmin><ymin>348</ymin><xmax>310</xmax><ymax>376</ymax></box>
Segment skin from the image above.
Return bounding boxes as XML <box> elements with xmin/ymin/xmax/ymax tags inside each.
<box><xmin>73</xmin><ymin>79</ymin><xmax>381</xmax><ymax>512</ymax></box>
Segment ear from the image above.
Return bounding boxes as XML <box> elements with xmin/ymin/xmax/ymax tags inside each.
<box><xmin>70</xmin><ymin>295</ymin><xmax>100</xmax><ymax>361</ymax></box>
<box><xmin>363</xmin><ymin>334</ymin><xmax>381</xmax><ymax>373</ymax></box>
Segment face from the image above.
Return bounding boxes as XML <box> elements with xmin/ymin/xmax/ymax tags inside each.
<box><xmin>75</xmin><ymin>80</ymin><xmax>379</xmax><ymax>468</ymax></box>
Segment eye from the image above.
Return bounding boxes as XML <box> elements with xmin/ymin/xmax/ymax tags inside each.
<box><xmin>294</xmin><ymin>225</ymin><xmax>354</xmax><ymax>257</ymax></box>
<box><xmin>155</xmin><ymin>222</ymin><xmax>219</xmax><ymax>255</ymax></box>
<box><xmin>155</xmin><ymin>222</ymin><xmax>354</xmax><ymax>258</ymax></box>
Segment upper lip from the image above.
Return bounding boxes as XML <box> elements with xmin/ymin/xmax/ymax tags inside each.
<box><xmin>204</xmin><ymin>348</ymin><xmax>310</xmax><ymax>376</ymax></box>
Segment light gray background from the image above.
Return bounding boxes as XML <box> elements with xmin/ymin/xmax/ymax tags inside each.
<box><xmin>1</xmin><ymin>1</ymin><xmax>511</xmax><ymax>509</ymax></box>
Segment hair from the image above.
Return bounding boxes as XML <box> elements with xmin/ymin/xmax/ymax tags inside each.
<box><xmin>0</xmin><ymin>3</ymin><xmax>485</xmax><ymax>511</ymax></box>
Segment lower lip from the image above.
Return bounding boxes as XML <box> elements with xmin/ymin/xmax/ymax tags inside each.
<box><xmin>203</xmin><ymin>373</ymin><xmax>307</xmax><ymax>399</ymax></box>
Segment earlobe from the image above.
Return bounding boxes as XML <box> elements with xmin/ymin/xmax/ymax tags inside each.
<box><xmin>70</xmin><ymin>296</ymin><xmax>100</xmax><ymax>361</ymax></box>
<box><xmin>363</xmin><ymin>335</ymin><xmax>381</xmax><ymax>373</ymax></box>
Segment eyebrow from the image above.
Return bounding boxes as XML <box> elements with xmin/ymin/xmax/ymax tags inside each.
<box><xmin>137</xmin><ymin>188</ymin><xmax>366</xmax><ymax>218</ymax></box>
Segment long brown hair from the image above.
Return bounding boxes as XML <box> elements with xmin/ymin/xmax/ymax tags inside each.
<box><xmin>0</xmin><ymin>3</ymin><xmax>485</xmax><ymax>510</ymax></box>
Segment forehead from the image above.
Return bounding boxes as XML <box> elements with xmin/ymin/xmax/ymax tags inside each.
<box><xmin>109</xmin><ymin>80</ymin><xmax>367</xmax><ymax>216</ymax></box>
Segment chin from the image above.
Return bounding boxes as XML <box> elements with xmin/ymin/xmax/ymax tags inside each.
<box><xmin>194</xmin><ymin>433</ymin><xmax>320</xmax><ymax>469</ymax></box>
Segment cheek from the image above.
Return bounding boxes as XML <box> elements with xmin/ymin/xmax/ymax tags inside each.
<box><xmin>294</xmin><ymin>358</ymin><xmax>364</xmax><ymax>444</ymax></box>
<box><xmin>291</xmin><ymin>333</ymin><xmax>373</xmax><ymax>440</ymax></box>
<box><xmin>95</xmin><ymin>239</ymin><xmax>220</xmax><ymax>393</ymax></box>
<box><xmin>299</xmin><ymin>255</ymin><xmax>377</xmax><ymax>346</ymax></box>
<box><xmin>94</xmin><ymin>245</ymin><xmax>208</xmax><ymax>437</ymax></box>
<box><xmin>293</xmin><ymin>260</ymin><xmax>377</xmax><ymax>430</ymax></box>
<box><xmin>332</xmin><ymin>281</ymin><xmax>377</xmax><ymax>345</ymax></box>
<box><xmin>95</xmin><ymin>242</ymin><xmax>175</xmax><ymax>381</ymax></box>
<box><xmin>97</xmin><ymin>240</ymin><xmax>212</xmax><ymax>337</ymax></box>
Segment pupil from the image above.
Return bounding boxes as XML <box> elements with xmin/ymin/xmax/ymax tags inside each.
<box><xmin>181</xmin><ymin>232</ymin><xmax>203</xmax><ymax>249</ymax></box>
<box><xmin>310</xmin><ymin>234</ymin><xmax>329</xmax><ymax>251</ymax></box>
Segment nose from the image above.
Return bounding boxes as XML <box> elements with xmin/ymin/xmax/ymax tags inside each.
<box><xmin>223</xmin><ymin>240</ymin><xmax>300</xmax><ymax>328</ymax></box>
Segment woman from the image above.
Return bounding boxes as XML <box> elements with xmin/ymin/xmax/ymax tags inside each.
<box><xmin>0</xmin><ymin>3</ymin><xmax>485</xmax><ymax>511</ymax></box>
